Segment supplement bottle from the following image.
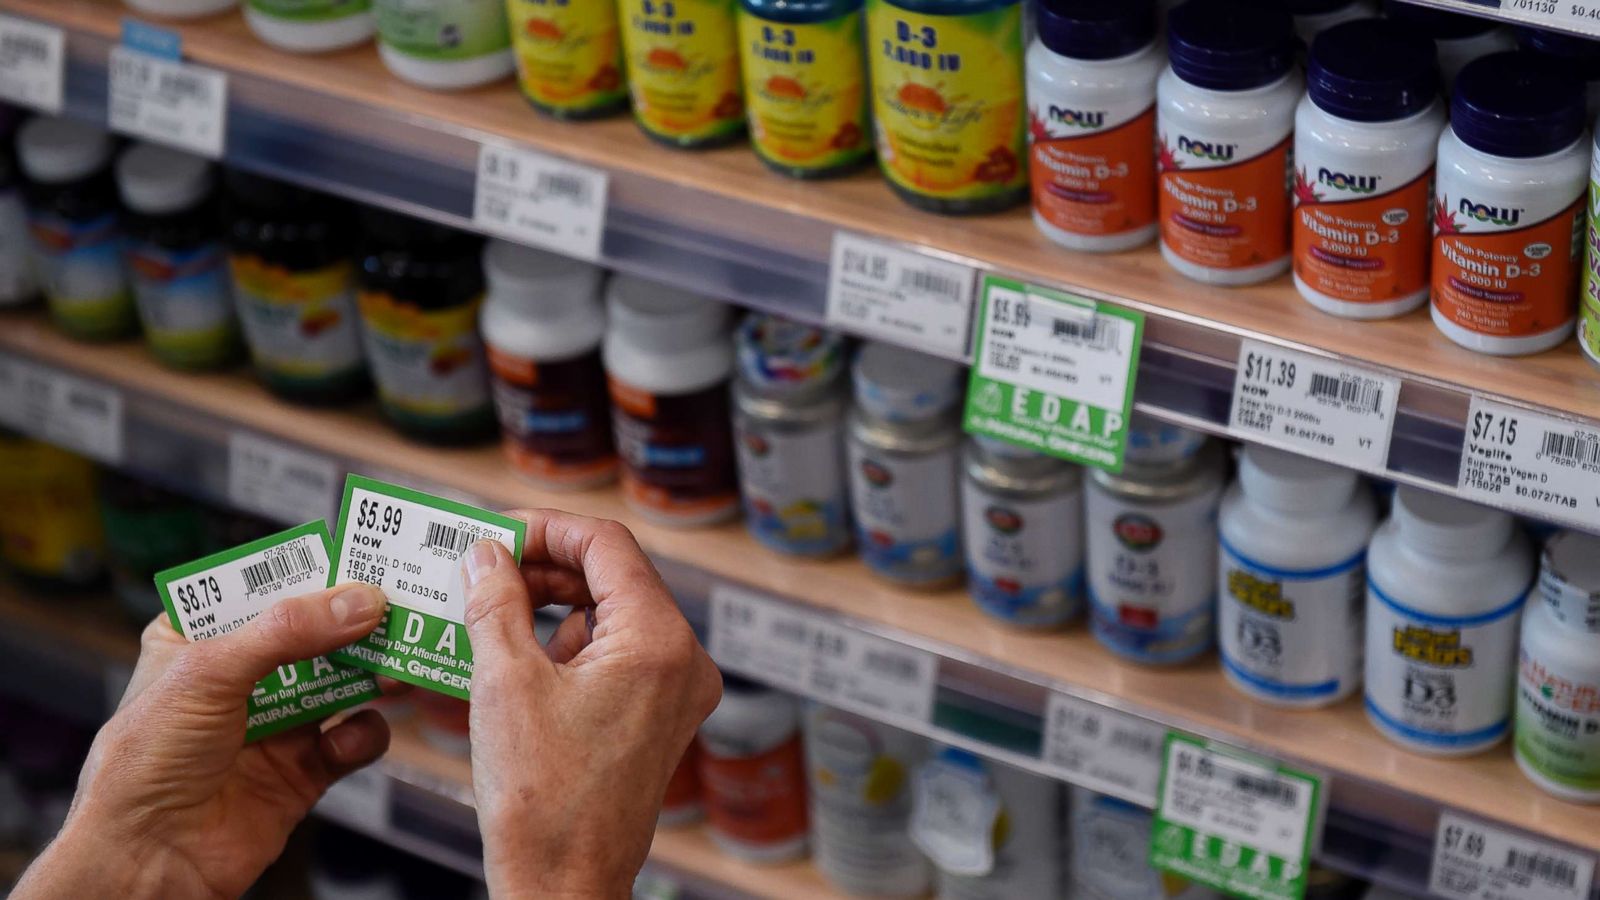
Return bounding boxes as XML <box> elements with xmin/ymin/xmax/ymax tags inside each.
<box><xmin>245</xmin><ymin>1</ymin><xmax>375</xmax><ymax>54</ymax></box>
<box><xmin>697</xmin><ymin>677</ymin><xmax>809</xmax><ymax>864</ymax></box>
<box><xmin>355</xmin><ymin>210</ymin><xmax>495</xmax><ymax>444</ymax></box>
<box><xmin>916</xmin><ymin>748</ymin><xmax>1068</xmax><ymax>900</ymax></box>
<box><xmin>1520</xmin><ymin>27</ymin><xmax>1600</xmax><ymax>123</ymax></box>
<box><xmin>225</xmin><ymin>172</ymin><xmax>367</xmax><ymax>404</ymax></box>
<box><xmin>507</xmin><ymin>0</ymin><xmax>626</xmax><ymax>119</ymax></box>
<box><xmin>1293</xmin><ymin>20</ymin><xmax>1443</xmax><ymax>319</ymax></box>
<box><xmin>373</xmin><ymin>0</ymin><xmax>514</xmax><ymax>90</ymax></box>
<box><xmin>1086</xmin><ymin>432</ymin><xmax>1224</xmax><ymax>665</ymax></box>
<box><xmin>0</xmin><ymin>437</ymin><xmax>104</xmax><ymax>593</ymax></box>
<box><xmin>661</xmin><ymin>745</ymin><xmax>704</xmax><ymax>827</ymax></box>
<box><xmin>1383</xmin><ymin>2</ymin><xmax>1515</xmax><ymax>92</ymax></box>
<box><xmin>99</xmin><ymin>474</ymin><xmax>207</xmax><ymax>622</ymax></box>
<box><xmin>1515</xmin><ymin>530</ymin><xmax>1600</xmax><ymax>803</ymax></box>
<box><xmin>123</xmin><ymin>0</ymin><xmax>238</xmax><ymax>18</ymax></box>
<box><xmin>961</xmin><ymin>437</ymin><xmax>1084</xmax><ymax>629</ymax></box>
<box><xmin>619</xmin><ymin>0</ymin><xmax>745</xmax><ymax>149</ymax></box>
<box><xmin>732</xmin><ymin>314</ymin><xmax>851</xmax><ymax>557</ymax></box>
<box><xmin>847</xmin><ymin>342</ymin><xmax>965</xmax><ymax>588</ymax></box>
<box><xmin>866</xmin><ymin>0</ymin><xmax>1028</xmax><ymax>214</ymax></box>
<box><xmin>1585</xmin><ymin>127</ymin><xmax>1600</xmax><ymax>372</ymax></box>
<box><xmin>1026</xmin><ymin>0</ymin><xmax>1163</xmax><ymax>253</ymax></box>
<box><xmin>1218</xmin><ymin>446</ymin><xmax>1376</xmax><ymax>707</ymax></box>
<box><xmin>1069</xmin><ymin>788</ymin><xmax>1220</xmax><ymax>900</ymax></box>
<box><xmin>1431</xmin><ymin>51</ymin><xmax>1587</xmax><ymax>356</ymax></box>
<box><xmin>604</xmin><ymin>276</ymin><xmax>739</xmax><ymax>526</ymax></box>
<box><xmin>1364</xmin><ymin>487</ymin><xmax>1533</xmax><ymax>756</ymax></box>
<box><xmin>115</xmin><ymin>144</ymin><xmax>240</xmax><ymax>371</ymax></box>
<box><xmin>479</xmin><ymin>240</ymin><xmax>616</xmax><ymax>490</ymax></box>
<box><xmin>0</xmin><ymin>145</ymin><xmax>37</xmax><ymax>308</ymax></box>
<box><xmin>1157</xmin><ymin>0</ymin><xmax>1300</xmax><ymax>286</ymax></box>
<box><xmin>17</xmin><ymin>117</ymin><xmax>136</xmax><ymax>341</ymax></box>
<box><xmin>1283</xmin><ymin>0</ymin><xmax>1375</xmax><ymax>46</ymax></box>
<box><xmin>737</xmin><ymin>0</ymin><xmax>871</xmax><ymax>178</ymax></box>
<box><xmin>805</xmin><ymin>705</ymin><xmax>930</xmax><ymax>896</ymax></box>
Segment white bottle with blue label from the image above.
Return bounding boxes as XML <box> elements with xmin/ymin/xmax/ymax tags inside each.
<box><xmin>961</xmin><ymin>438</ymin><xmax>1084</xmax><ymax>629</ymax></box>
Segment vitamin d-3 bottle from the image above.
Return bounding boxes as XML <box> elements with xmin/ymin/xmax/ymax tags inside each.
<box><xmin>1283</xmin><ymin>0</ymin><xmax>1374</xmax><ymax>47</ymax></box>
<box><xmin>1516</xmin><ymin>531</ymin><xmax>1600</xmax><ymax>803</ymax></box>
<box><xmin>1519</xmin><ymin>26</ymin><xmax>1600</xmax><ymax>123</ymax></box>
<box><xmin>1293</xmin><ymin>20</ymin><xmax>1443</xmax><ymax>319</ymax></box>
<box><xmin>1383</xmin><ymin>2</ymin><xmax>1515</xmax><ymax>92</ymax></box>
<box><xmin>1157</xmin><ymin>0</ymin><xmax>1299</xmax><ymax>286</ymax></box>
<box><xmin>620</xmin><ymin>0</ymin><xmax>746</xmax><ymax>148</ymax></box>
<box><xmin>1431</xmin><ymin>51</ymin><xmax>1587</xmax><ymax>356</ymax></box>
<box><xmin>507</xmin><ymin>0</ymin><xmax>627</xmax><ymax>118</ymax></box>
<box><xmin>1026</xmin><ymin>0</ymin><xmax>1162</xmax><ymax>252</ymax></box>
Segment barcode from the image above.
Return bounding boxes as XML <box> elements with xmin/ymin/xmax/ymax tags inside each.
<box><xmin>1</xmin><ymin>33</ymin><xmax>47</xmax><ymax>63</ymax></box>
<box><xmin>899</xmin><ymin>267</ymin><xmax>964</xmax><ymax>303</ymax></box>
<box><xmin>423</xmin><ymin>521</ymin><xmax>471</xmax><ymax>556</ymax></box>
<box><xmin>1506</xmin><ymin>849</ymin><xmax>1578</xmax><ymax>888</ymax></box>
<box><xmin>536</xmin><ymin>172</ymin><xmax>592</xmax><ymax>206</ymax></box>
<box><xmin>240</xmin><ymin>541</ymin><xmax>317</xmax><ymax>594</ymax></box>
<box><xmin>157</xmin><ymin>70</ymin><xmax>210</xmax><ymax>102</ymax></box>
<box><xmin>1233</xmin><ymin>773</ymin><xmax>1297</xmax><ymax>806</ymax></box>
<box><xmin>1110</xmin><ymin>728</ymin><xmax>1158</xmax><ymax>755</ymax></box>
<box><xmin>1052</xmin><ymin>316</ymin><xmax>1117</xmax><ymax>351</ymax></box>
<box><xmin>863</xmin><ymin>649</ymin><xmax>919</xmax><ymax>682</ymax></box>
<box><xmin>66</xmin><ymin>389</ymin><xmax>107</xmax><ymax>416</ymax></box>
<box><xmin>1308</xmin><ymin>372</ymin><xmax>1384</xmax><ymax>414</ymax></box>
<box><xmin>1540</xmin><ymin>430</ymin><xmax>1600</xmax><ymax>467</ymax></box>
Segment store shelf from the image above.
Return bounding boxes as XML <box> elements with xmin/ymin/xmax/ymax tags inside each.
<box><xmin>1397</xmin><ymin>1</ymin><xmax>1599</xmax><ymax>40</ymax></box>
<box><xmin>12</xmin><ymin>0</ymin><xmax>1600</xmax><ymax>527</ymax></box>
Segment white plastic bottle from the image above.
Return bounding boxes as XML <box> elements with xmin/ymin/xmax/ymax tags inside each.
<box><xmin>245</xmin><ymin>0</ymin><xmax>376</xmax><ymax>53</ymax></box>
<box><xmin>1026</xmin><ymin>0</ymin><xmax>1163</xmax><ymax>253</ymax></box>
<box><xmin>1515</xmin><ymin>530</ymin><xmax>1600</xmax><ymax>803</ymax></box>
<box><xmin>1286</xmin><ymin>0</ymin><xmax>1375</xmax><ymax>46</ymax></box>
<box><xmin>1293</xmin><ymin>20</ymin><xmax>1444</xmax><ymax>319</ymax></box>
<box><xmin>122</xmin><ymin>0</ymin><xmax>238</xmax><ymax>19</ymax></box>
<box><xmin>697</xmin><ymin>678</ymin><xmax>809</xmax><ymax>864</ymax></box>
<box><xmin>1364</xmin><ymin>487</ymin><xmax>1533</xmax><ymax>756</ymax></box>
<box><xmin>1431</xmin><ymin>51</ymin><xmax>1587</xmax><ymax>356</ymax></box>
<box><xmin>373</xmin><ymin>0</ymin><xmax>514</xmax><ymax>90</ymax></box>
<box><xmin>1383</xmin><ymin>2</ymin><xmax>1516</xmax><ymax>92</ymax></box>
<box><xmin>961</xmin><ymin>438</ymin><xmax>1084</xmax><ymax>629</ymax></box>
<box><xmin>0</xmin><ymin>147</ymin><xmax>37</xmax><ymax>308</ymax></box>
<box><xmin>1218</xmin><ymin>446</ymin><xmax>1376</xmax><ymax>708</ymax></box>
<box><xmin>1157</xmin><ymin>0</ymin><xmax>1300</xmax><ymax>286</ymax></box>
<box><xmin>917</xmin><ymin>748</ymin><xmax>1068</xmax><ymax>900</ymax></box>
<box><xmin>1069</xmin><ymin>787</ymin><xmax>1221</xmax><ymax>900</ymax></box>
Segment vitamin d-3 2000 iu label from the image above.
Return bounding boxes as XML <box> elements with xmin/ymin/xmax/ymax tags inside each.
<box><xmin>329</xmin><ymin>476</ymin><xmax>526</xmax><ymax>699</ymax></box>
<box><xmin>1159</xmin><ymin>128</ymin><xmax>1291</xmax><ymax>271</ymax></box>
<box><xmin>155</xmin><ymin>521</ymin><xmax>380</xmax><ymax>742</ymax></box>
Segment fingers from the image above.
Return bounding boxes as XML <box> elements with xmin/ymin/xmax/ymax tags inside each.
<box><xmin>462</xmin><ymin>539</ymin><xmax>550</xmax><ymax>672</ymax></box>
<box><xmin>119</xmin><ymin>617</ymin><xmax>189</xmax><ymax>709</ymax></box>
<box><xmin>543</xmin><ymin>607</ymin><xmax>593</xmax><ymax>665</ymax></box>
<box><xmin>521</xmin><ymin>563</ymin><xmax>594</xmax><ymax>608</ymax></box>
<box><xmin>318</xmin><ymin>709</ymin><xmax>391</xmax><ymax>780</ymax></box>
<box><xmin>504</xmin><ymin>509</ymin><xmax>667</xmax><ymax>610</ymax></box>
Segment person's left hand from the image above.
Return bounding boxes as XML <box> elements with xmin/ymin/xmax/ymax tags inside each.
<box><xmin>12</xmin><ymin>583</ymin><xmax>392</xmax><ymax>900</ymax></box>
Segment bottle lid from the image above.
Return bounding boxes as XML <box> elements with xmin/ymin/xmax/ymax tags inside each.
<box><xmin>1451</xmin><ymin>51</ymin><xmax>1584</xmax><ymax>158</ymax></box>
<box><xmin>734</xmin><ymin>313</ymin><xmax>844</xmax><ymax>395</ymax></box>
<box><xmin>482</xmin><ymin>240</ymin><xmax>603</xmax><ymax>313</ymax></box>
<box><xmin>1392</xmin><ymin>486</ymin><xmax>1513</xmax><ymax>559</ymax></box>
<box><xmin>605</xmin><ymin>274</ymin><xmax>727</xmax><ymax>351</ymax></box>
<box><xmin>1124</xmin><ymin>414</ymin><xmax>1207</xmax><ymax>465</ymax></box>
<box><xmin>1382</xmin><ymin>0</ymin><xmax>1497</xmax><ymax>40</ymax></box>
<box><xmin>16</xmin><ymin>116</ymin><xmax>113</xmax><ymax>184</ymax></box>
<box><xmin>1518</xmin><ymin>26</ymin><xmax>1600</xmax><ymax>84</ymax></box>
<box><xmin>1308</xmin><ymin>20</ymin><xmax>1438</xmax><ymax>122</ymax></box>
<box><xmin>115</xmin><ymin>143</ymin><xmax>214</xmax><ymax>215</ymax></box>
<box><xmin>1036</xmin><ymin>0</ymin><xmax>1157</xmax><ymax>62</ymax></box>
<box><xmin>1238</xmin><ymin>445</ymin><xmax>1358</xmax><ymax>513</ymax></box>
<box><xmin>1539</xmin><ymin>530</ymin><xmax>1600</xmax><ymax>632</ymax></box>
<box><xmin>852</xmin><ymin>342</ymin><xmax>963</xmax><ymax>423</ymax></box>
<box><xmin>1167</xmin><ymin>0</ymin><xmax>1295</xmax><ymax>91</ymax></box>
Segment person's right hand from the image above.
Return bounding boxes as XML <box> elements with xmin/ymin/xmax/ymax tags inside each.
<box><xmin>461</xmin><ymin>510</ymin><xmax>722</xmax><ymax>900</ymax></box>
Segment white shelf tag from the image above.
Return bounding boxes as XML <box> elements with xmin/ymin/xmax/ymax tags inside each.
<box><xmin>318</xmin><ymin>765</ymin><xmax>393</xmax><ymax>832</ymax></box>
<box><xmin>909</xmin><ymin>757</ymin><xmax>1001</xmax><ymax>876</ymax></box>
<box><xmin>108</xmin><ymin>46</ymin><xmax>227</xmax><ymax>159</ymax></box>
<box><xmin>1229</xmin><ymin>339</ymin><xmax>1400</xmax><ymax>472</ymax></box>
<box><xmin>0</xmin><ymin>16</ymin><xmax>64</xmax><ymax>114</ymax></box>
<box><xmin>709</xmin><ymin>583</ymin><xmax>937</xmax><ymax>723</ymax></box>
<box><xmin>228</xmin><ymin>431</ymin><xmax>340</xmax><ymax>525</ymax></box>
<box><xmin>825</xmin><ymin>232</ymin><xmax>978</xmax><ymax>360</ymax></box>
<box><xmin>1430</xmin><ymin>813</ymin><xmax>1595</xmax><ymax>900</ymax></box>
<box><xmin>0</xmin><ymin>355</ymin><xmax>124</xmax><ymax>464</ymax></box>
<box><xmin>1456</xmin><ymin>396</ymin><xmax>1600</xmax><ymax>532</ymax></box>
<box><xmin>1500</xmin><ymin>0</ymin><xmax>1600</xmax><ymax>35</ymax></box>
<box><xmin>1040</xmin><ymin>692</ymin><xmax>1165</xmax><ymax>806</ymax></box>
<box><xmin>473</xmin><ymin>141</ymin><xmax>609</xmax><ymax>262</ymax></box>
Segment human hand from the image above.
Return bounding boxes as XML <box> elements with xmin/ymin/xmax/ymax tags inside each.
<box><xmin>12</xmin><ymin>583</ymin><xmax>392</xmax><ymax>900</ymax></box>
<box><xmin>462</xmin><ymin>510</ymin><xmax>722</xmax><ymax>900</ymax></box>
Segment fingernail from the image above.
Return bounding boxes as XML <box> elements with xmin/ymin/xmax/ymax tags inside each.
<box><xmin>463</xmin><ymin>540</ymin><xmax>499</xmax><ymax>587</ymax></box>
<box><xmin>331</xmin><ymin>585</ymin><xmax>386</xmax><ymax>625</ymax></box>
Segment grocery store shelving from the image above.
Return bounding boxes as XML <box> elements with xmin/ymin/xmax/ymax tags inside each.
<box><xmin>1400</xmin><ymin>0</ymin><xmax>1599</xmax><ymax>40</ymax></box>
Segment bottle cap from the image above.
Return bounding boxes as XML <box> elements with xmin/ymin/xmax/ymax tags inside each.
<box><xmin>1308</xmin><ymin>19</ymin><xmax>1438</xmax><ymax>122</ymax></box>
<box><xmin>1392</xmin><ymin>486</ymin><xmax>1513</xmax><ymax>559</ymax></box>
<box><xmin>605</xmin><ymin>275</ymin><xmax>727</xmax><ymax>352</ymax></box>
<box><xmin>1036</xmin><ymin>0</ymin><xmax>1157</xmax><ymax>62</ymax></box>
<box><xmin>1124</xmin><ymin>414</ymin><xmax>1207</xmax><ymax>465</ymax></box>
<box><xmin>17</xmin><ymin>116</ymin><xmax>113</xmax><ymax>185</ymax></box>
<box><xmin>1238</xmin><ymin>445</ymin><xmax>1358</xmax><ymax>513</ymax></box>
<box><xmin>1451</xmin><ymin>51</ymin><xmax>1584</xmax><ymax>158</ymax></box>
<box><xmin>1167</xmin><ymin>0</ymin><xmax>1295</xmax><ymax>91</ymax></box>
<box><xmin>1518</xmin><ymin>26</ymin><xmax>1600</xmax><ymax>85</ymax></box>
<box><xmin>734</xmin><ymin>313</ymin><xmax>844</xmax><ymax>395</ymax></box>
<box><xmin>115</xmin><ymin>143</ymin><xmax>214</xmax><ymax>215</ymax></box>
<box><xmin>1383</xmin><ymin>1</ymin><xmax>1498</xmax><ymax>40</ymax></box>
<box><xmin>852</xmin><ymin>342</ymin><xmax>963</xmax><ymax>423</ymax></box>
<box><xmin>1539</xmin><ymin>530</ymin><xmax>1600</xmax><ymax>632</ymax></box>
<box><xmin>482</xmin><ymin>239</ymin><xmax>603</xmax><ymax>315</ymax></box>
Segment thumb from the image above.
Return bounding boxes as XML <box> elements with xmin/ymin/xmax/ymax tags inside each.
<box><xmin>462</xmin><ymin>539</ymin><xmax>549</xmax><ymax>676</ymax></box>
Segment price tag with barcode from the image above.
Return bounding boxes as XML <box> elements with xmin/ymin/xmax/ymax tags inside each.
<box><xmin>108</xmin><ymin>46</ymin><xmax>227</xmax><ymax>159</ymax></box>
<box><xmin>0</xmin><ymin>355</ymin><xmax>124</xmax><ymax>464</ymax></box>
<box><xmin>0</xmin><ymin>16</ymin><xmax>64</xmax><ymax>114</ymax></box>
<box><xmin>1040</xmin><ymin>692</ymin><xmax>1166</xmax><ymax>806</ymax></box>
<box><xmin>1150</xmin><ymin>733</ymin><xmax>1321</xmax><ymax>900</ymax></box>
<box><xmin>1229</xmin><ymin>339</ymin><xmax>1400</xmax><ymax>472</ymax></box>
<box><xmin>1430</xmin><ymin>813</ymin><xmax>1594</xmax><ymax>900</ymax></box>
<box><xmin>708</xmin><ymin>583</ymin><xmax>938</xmax><ymax>722</ymax></box>
<box><xmin>154</xmin><ymin>521</ymin><xmax>380</xmax><ymax>741</ymax></box>
<box><xmin>329</xmin><ymin>475</ymin><xmax>527</xmax><ymax>699</ymax></box>
<box><xmin>964</xmin><ymin>274</ymin><xmax>1144</xmax><ymax>471</ymax></box>
<box><xmin>825</xmin><ymin>232</ymin><xmax>978</xmax><ymax>360</ymax></box>
<box><xmin>1456</xmin><ymin>396</ymin><xmax>1600</xmax><ymax>532</ymax></box>
<box><xmin>1499</xmin><ymin>0</ymin><xmax>1600</xmax><ymax>36</ymax></box>
<box><xmin>228</xmin><ymin>431</ymin><xmax>340</xmax><ymax>525</ymax></box>
<box><xmin>473</xmin><ymin>141</ymin><xmax>609</xmax><ymax>262</ymax></box>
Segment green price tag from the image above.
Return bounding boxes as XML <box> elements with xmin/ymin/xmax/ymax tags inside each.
<box><xmin>1150</xmin><ymin>733</ymin><xmax>1322</xmax><ymax>900</ymax></box>
<box><xmin>963</xmin><ymin>274</ymin><xmax>1144</xmax><ymax>471</ymax></box>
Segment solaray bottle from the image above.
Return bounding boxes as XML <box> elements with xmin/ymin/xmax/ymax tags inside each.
<box><xmin>507</xmin><ymin>0</ymin><xmax>627</xmax><ymax>118</ymax></box>
<box><xmin>1516</xmin><ymin>531</ymin><xmax>1600</xmax><ymax>803</ymax></box>
<box><xmin>619</xmin><ymin>0</ymin><xmax>745</xmax><ymax>148</ymax></box>
<box><xmin>1026</xmin><ymin>0</ymin><xmax>1162</xmax><ymax>252</ymax></box>
<box><xmin>1292</xmin><ymin>19</ymin><xmax>1443</xmax><ymax>319</ymax></box>
<box><xmin>1157</xmin><ymin>0</ymin><xmax>1300</xmax><ymax>286</ymax></box>
<box><xmin>1431</xmin><ymin>51</ymin><xmax>1587</xmax><ymax>356</ymax></box>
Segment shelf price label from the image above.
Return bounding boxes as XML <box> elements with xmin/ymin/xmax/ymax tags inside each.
<box><xmin>1501</xmin><ymin>0</ymin><xmax>1600</xmax><ymax>34</ymax></box>
<box><xmin>228</xmin><ymin>431</ymin><xmax>341</xmax><ymax>526</ymax></box>
<box><xmin>0</xmin><ymin>16</ymin><xmax>64</xmax><ymax>114</ymax></box>
<box><xmin>1040</xmin><ymin>692</ymin><xmax>1166</xmax><ymax>806</ymax></box>
<box><xmin>825</xmin><ymin>232</ymin><xmax>979</xmax><ymax>361</ymax></box>
<box><xmin>708</xmin><ymin>583</ymin><xmax>938</xmax><ymax>723</ymax></box>
<box><xmin>1150</xmin><ymin>733</ymin><xmax>1322</xmax><ymax>900</ymax></box>
<box><xmin>964</xmin><ymin>275</ymin><xmax>1143</xmax><ymax>471</ymax></box>
<box><xmin>1228</xmin><ymin>339</ymin><xmax>1400</xmax><ymax>472</ymax></box>
<box><xmin>1456</xmin><ymin>396</ymin><xmax>1600</xmax><ymax>532</ymax></box>
<box><xmin>473</xmin><ymin>141</ymin><xmax>609</xmax><ymax>263</ymax></box>
<box><xmin>1430</xmin><ymin>813</ymin><xmax>1595</xmax><ymax>900</ymax></box>
<box><xmin>108</xmin><ymin>45</ymin><xmax>227</xmax><ymax>159</ymax></box>
<box><xmin>0</xmin><ymin>355</ymin><xmax>124</xmax><ymax>464</ymax></box>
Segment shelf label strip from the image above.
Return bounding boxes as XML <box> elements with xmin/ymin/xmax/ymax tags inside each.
<box><xmin>108</xmin><ymin>44</ymin><xmax>227</xmax><ymax>159</ymax></box>
<box><xmin>0</xmin><ymin>354</ymin><xmax>124</xmax><ymax>464</ymax></box>
<box><xmin>228</xmin><ymin>431</ymin><xmax>341</xmax><ymax>526</ymax></box>
<box><xmin>473</xmin><ymin>141</ymin><xmax>609</xmax><ymax>263</ymax></box>
<box><xmin>0</xmin><ymin>15</ymin><xmax>64</xmax><ymax>115</ymax></box>
<box><xmin>1228</xmin><ymin>339</ymin><xmax>1400</xmax><ymax>473</ymax></box>
<box><xmin>825</xmin><ymin>231</ymin><xmax>978</xmax><ymax>361</ymax></box>
<box><xmin>1456</xmin><ymin>396</ymin><xmax>1600</xmax><ymax>532</ymax></box>
<box><xmin>1431</xmin><ymin>812</ymin><xmax>1595</xmax><ymax>900</ymax></box>
<box><xmin>1039</xmin><ymin>691</ymin><xmax>1166</xmax><ymax>807</ymax></box>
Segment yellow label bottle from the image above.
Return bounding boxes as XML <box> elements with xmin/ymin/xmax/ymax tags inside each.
<box><xmin>619</xmin><ymin>0</ymin><xmax>746</xmax><ymax>148</ymax></box>
<box><xmin>507</xmin><ymin>0</ymin><xmax>627</xmax><ymax>118</ymax></box>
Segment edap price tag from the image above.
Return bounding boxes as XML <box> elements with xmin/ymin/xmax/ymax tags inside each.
<box><xmin>473</xmin><ymin>141</ymin><xmax>609</xmax><ymax>262</ymax></box>
<box><xmin>1229</xmin><ymin>339</ymin><xmax>1399</xmax><ymax>472</ymax></box>
<box><xmin>0</xmin><ymin>355</ymin><xmax>123</xmax><ymax>464</ymax></box>
<box><xmin>1430</xmin><ymin>812</ymin><xmax>1595</xmax><ymax>900</ymax></box>
<box><xmin>825</xmin><ymin>232</ymin><xmax>978</xmax><ymax>361</ymax></box>
<box><xmin>1040</xmin><ymin>692</ymin><xmax>1166</xmax><ymax>806</ymax></box>
<box><xmin>228</xmin><ymin>431</ymin><xmax>340</xmax><ymax>525</ymax></box>
<box><xmin>1150</xmin><ymin>733</ymin><xmax>1322</xmax><ymax>900</ymax></box>
<box><xmin>0</xmin><ymin>16</ymin><xmax>64</xmax><ymax>114</ymax></box>
<box><xmin>108</xmin><ymin>45</ymin><xmax>227</xmax><ymax>159</ymax></box>
<box><xmin>964</xmin><ymin>275</ymin><xmax>1143</xmax><ymax>471</ymax></box>
<box><xmin>153</xmin><ymin>521</ymin><xmax>380</xmax><ymax>742</ymax></box>
<box><xmin>909</xmin><ymin>754</ymin><xmax>1002</xmax><ymax>877</ymax></box>
<box><xmin>1456</xmin><ymin>396</ymin><xmax>1600</xmax><ymax>532</ymax></box>
<box><xmin>329</xmin><ymin>475</ymin><xmax>526</xmax><ymax>700</ymax></box>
